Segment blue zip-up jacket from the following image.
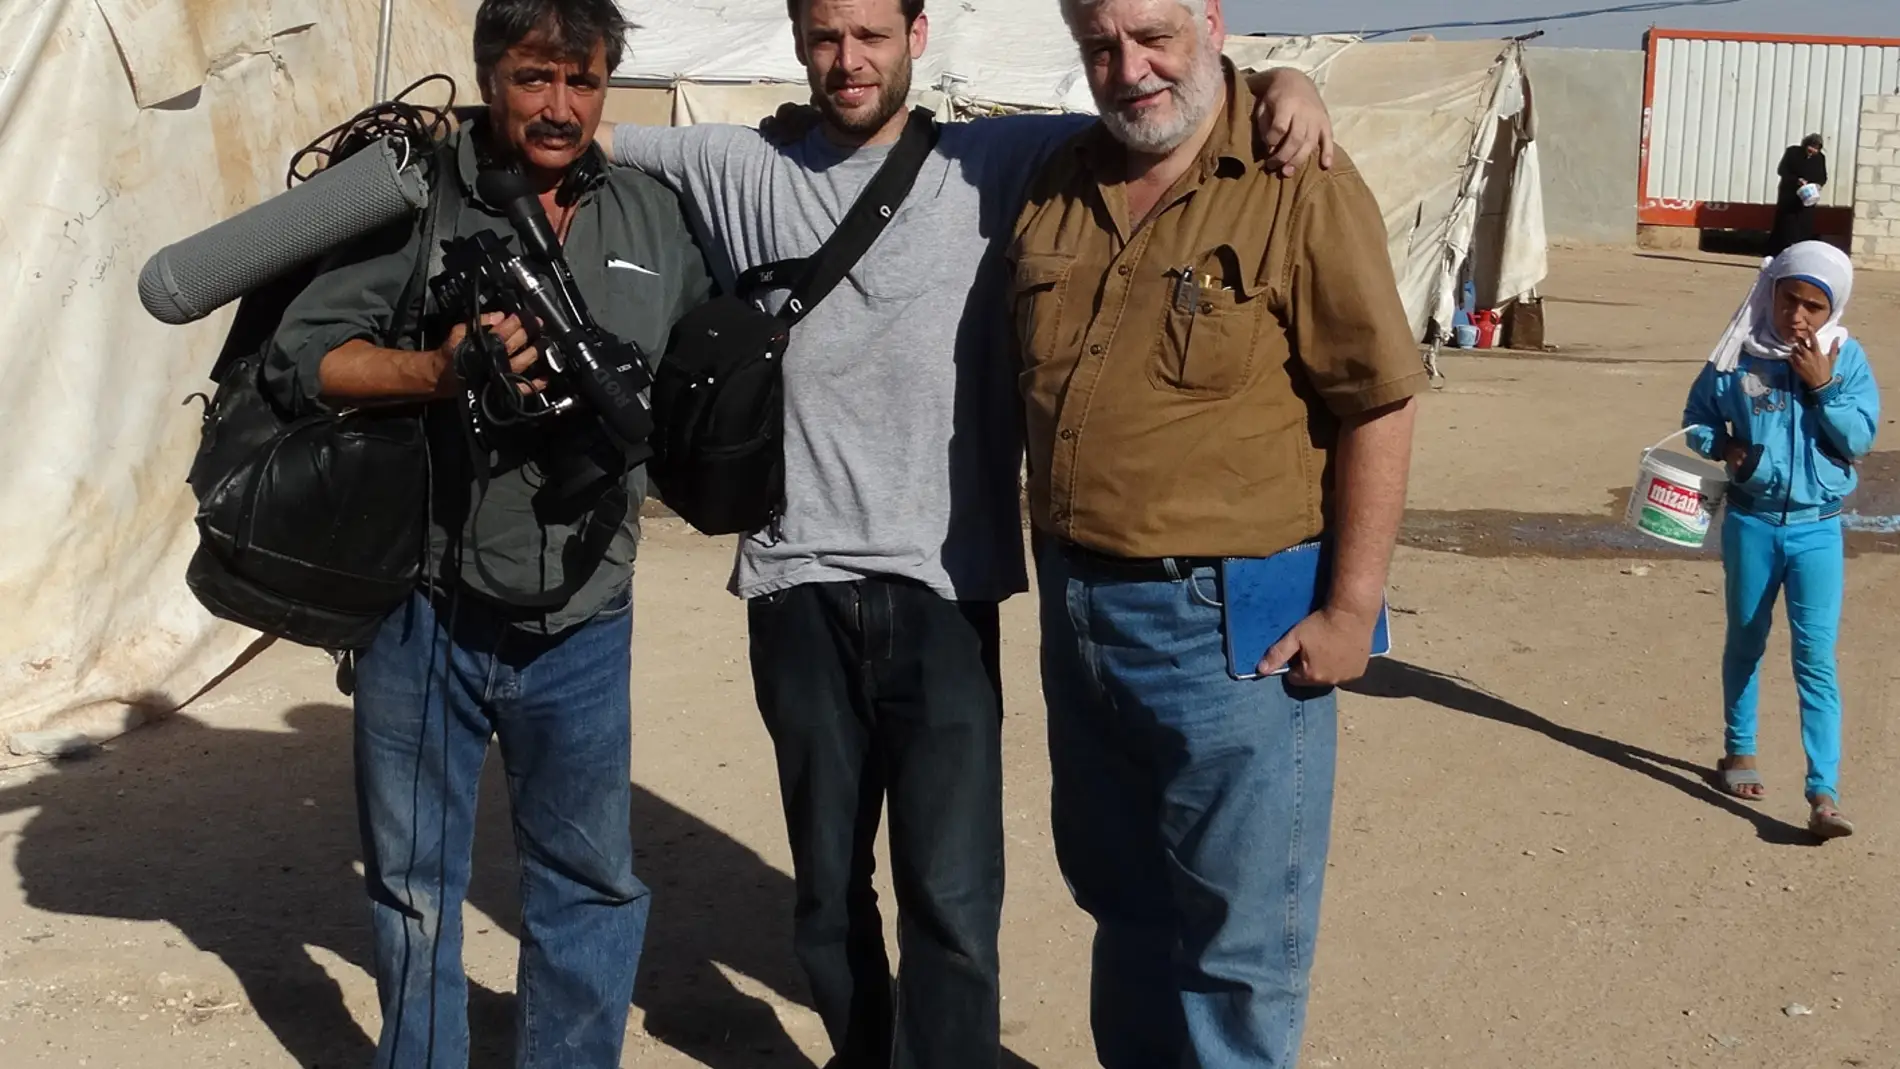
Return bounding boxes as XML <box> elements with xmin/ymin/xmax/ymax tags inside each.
<box><xmin>1682</xmin><ymin>339</ymin><xmax>1881</xmax><ymax>525</ymax></box>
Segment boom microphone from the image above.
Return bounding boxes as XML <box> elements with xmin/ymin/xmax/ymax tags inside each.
<box><xmin>138</xmin><ymin>135</ymin><xmax>431</xmax><ymax>326</ymax></box>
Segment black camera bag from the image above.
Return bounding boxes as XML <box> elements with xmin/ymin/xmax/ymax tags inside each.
<box><xmin>650</xmin><ymin>108</ymin><xmax>940</xmax><ymax>537</ymax></box>
<box><xmin>183</xmin><ymin>139</ymin><xmax>461</xmax><ymax>650</ymax></box>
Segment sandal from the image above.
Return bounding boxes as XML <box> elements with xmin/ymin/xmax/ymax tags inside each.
<box><xmin>1809</xmin><ymin>799</ymin><xmax>1856</xmax><ymax>840</ymax></box>
<box><xmin>1716</xmin><ymin>759</ymin><xmax>1766</xmax><ymax>802</ymax></box>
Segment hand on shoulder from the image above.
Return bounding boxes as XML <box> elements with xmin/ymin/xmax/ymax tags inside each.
<box><xmin>1249</xmin><ymin>66</ymin><xmax>1336</xmax><ymax>178</ymax></box>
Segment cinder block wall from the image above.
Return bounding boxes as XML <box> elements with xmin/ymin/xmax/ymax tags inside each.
<box><xmin>1853</xmin><ymin>94</ymin><xmax>1900</xmax><ymax>272</ymax></box>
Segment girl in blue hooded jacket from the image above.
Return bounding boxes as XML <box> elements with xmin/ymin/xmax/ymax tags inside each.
<box><xmin>1682</xmin><ymin>240</ymin><xmax>1879</xmax><ymax>839</ymax></box>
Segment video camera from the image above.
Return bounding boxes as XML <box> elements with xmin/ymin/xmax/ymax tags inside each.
<box><xmin>431</xmin><ymin>170</ymin><xmax>657</xmax><ymax>502</ymax></box>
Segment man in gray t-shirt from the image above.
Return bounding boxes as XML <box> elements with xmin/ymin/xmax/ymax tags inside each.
<box><xmin>602</xmin><ymin>1</ymin><xmax>1331</xmax><ymax>1064</ymax></box>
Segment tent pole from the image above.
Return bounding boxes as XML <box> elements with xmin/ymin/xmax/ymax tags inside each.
<box><xmin>373</xmin><ymin>0</ymin><xmax>396</xmax><ymax>102</ymax></box>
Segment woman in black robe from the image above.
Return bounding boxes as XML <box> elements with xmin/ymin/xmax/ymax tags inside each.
<box><xmin>1769</xmin><ymin>133</ymin><xmax>1828</xmax><ymax>255</ymax></box>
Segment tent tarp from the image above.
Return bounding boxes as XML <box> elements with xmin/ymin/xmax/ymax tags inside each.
<box><xmin>616</xmin><ymin>0</ymin><xmax>1093</xmax><ymax>111</ymax></box>
<box><xmin>1279</xmin><ymin>39</ymin><xmax>1548</xmax><ymax>340</ymax></box>
<box><xmin>0</xmin><ymin>0</ymin><xmax>475</xmax><ymax>761</ymax></box>
<box><xmin>611</xmin><ymin>4</ymin><xmax>1547</xmax><ymax>343</ymax></box>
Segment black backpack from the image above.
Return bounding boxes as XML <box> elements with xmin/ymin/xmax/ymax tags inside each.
<box><xmin>182</xmin><ymin>133</ymin><xmax>460</xmax><ymax>651</ymax></box>
<box><xmin>649</xmin><ymin>108</ymin><xmax>940</xmax><ymax>537</ymax></box>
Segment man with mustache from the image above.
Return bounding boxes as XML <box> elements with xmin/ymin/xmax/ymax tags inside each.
<box><xmin>262</xmin><ymin>1</ymin><xmax>711</xmax><ymax>1064</ymax></box>
<box><xmin>596</xmin><ymin>1</ymin><xmax>1332</xmax><ymax>1065</ymax></box>
<box><xmin>1014</xmin><ymin>0</ymin><xmax>1424</xmax><ymax>1065</ymax></box>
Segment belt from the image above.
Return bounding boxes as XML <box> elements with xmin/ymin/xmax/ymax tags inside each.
<box><xmin>1724</xmin><ymin>487</ymin><xmax>1843</xmax><ymax>522</ymax></box>
<box><xmin>1056</xmin><ymin>540</ymin><xmax>1220</xmax><ymax>581</ymax></box>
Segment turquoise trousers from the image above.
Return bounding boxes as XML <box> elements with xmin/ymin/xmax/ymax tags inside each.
<box><xmin>1721</xmin><ymin>509</ymin><xmax>1846</xmax><ymax>800</ymax></box>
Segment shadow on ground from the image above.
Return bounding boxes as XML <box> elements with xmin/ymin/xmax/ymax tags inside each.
<box><xmin>0</xmin><ymin>706</ymin><xmax>1040</xmax><ymax>1067</ymax></box>
<box><xmin>1633</xmin><ymin>251</ymin><xmax>1762</xmax><ymax>270</ymax></box>
<box><xmin>1345</xmin><ymin>660</ymin><xmax>1817</xmax><ymax>846</ymax></box>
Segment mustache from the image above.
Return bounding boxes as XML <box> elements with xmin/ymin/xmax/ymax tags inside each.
<box><xmin>825</xmin><ymin>74</ymin><xmax>880</xmax><ymax>92</ymax></box>
<box><xmin>1115</xmin><ymin>76</ymin><xmax>1175</xmax><ymax>104</ymax></box>
<box><xmin>525</xmin><ymin>118</ymin><xmax>583</xmax><ymax>141</ymax></box>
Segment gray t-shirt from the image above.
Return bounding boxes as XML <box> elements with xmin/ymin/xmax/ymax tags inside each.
<box><xmin>613</xmin><ymin>115</ymin><xmax>1085</xmax><ymax>602</ymax></box>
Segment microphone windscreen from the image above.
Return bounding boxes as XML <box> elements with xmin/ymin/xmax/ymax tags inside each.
<box><xmin>476</xmin><ymin>169</ymin><xmax>534</xmax><ymax>206</ymax></box>
<box><xmin>139</xmin><ymin>136</ymin><xmax>431</xmax><ymax>325</ymax></box>
<box><xmin>477</xmin><ymin>169</ymin><xmax>560</xmax><ymax>261</ymax></box>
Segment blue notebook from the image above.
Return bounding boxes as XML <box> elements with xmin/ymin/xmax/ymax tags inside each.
<box><xmin>1218</xmin><ymin>541</ymin><xmax>1392</xmax><ymax>681</ymax></box>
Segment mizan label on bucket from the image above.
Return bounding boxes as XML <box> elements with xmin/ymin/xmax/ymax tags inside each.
<box><xmin>1640</xmin><ymin>475</ymin><xmax>1708</xmax><ymax>542</ymax></box>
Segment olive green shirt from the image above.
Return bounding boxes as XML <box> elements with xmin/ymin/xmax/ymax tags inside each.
<box><xmin>1011</xmin><ymin>60</ymin><xmax>1427</xmax><ymax>560</ymax></box>
<box><xmin>265</xmin><ymin>120</ymin><xmax>713</xmax><ymax>634</ymax></box>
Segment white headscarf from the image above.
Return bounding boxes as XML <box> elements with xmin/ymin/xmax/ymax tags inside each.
<box><xmin>1707</xmin><ymin>240</ymin><xmax>1854</xmax><ymax>373</ymax></box>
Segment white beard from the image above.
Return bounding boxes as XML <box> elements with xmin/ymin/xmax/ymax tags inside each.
<box><xmin>1097</xmin><ymin>41</ymin><xmax>1223</xmax><ymax>155</ymax></box>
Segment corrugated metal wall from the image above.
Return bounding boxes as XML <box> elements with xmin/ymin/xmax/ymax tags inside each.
<box><xmin>1646</xmin><ymin>36</ymin><xmax>1900</xmax><ymax>208</ymax></box>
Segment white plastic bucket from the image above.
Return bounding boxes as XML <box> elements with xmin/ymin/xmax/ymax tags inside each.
<box><xmin>1625</xmin><ymin>427</ymin><xmax>1729</xmax><ymax>548</ymax></box>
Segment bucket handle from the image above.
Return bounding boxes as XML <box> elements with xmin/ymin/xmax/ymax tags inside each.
<box><xmin>1644</xmin><ymin>425</ymin><xmax>1705</xmax><ymax>458</ymax></box>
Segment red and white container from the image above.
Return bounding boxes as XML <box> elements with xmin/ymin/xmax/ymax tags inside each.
<box><xmin>1625</xmin><ymin>428</ymin><xmax>1730</xmax><ymax>548</ymax></box>
<box><xmin>1639</xmin><ymin>28</ymin><xmax>1900</xmax><ymax>237</ymax></box>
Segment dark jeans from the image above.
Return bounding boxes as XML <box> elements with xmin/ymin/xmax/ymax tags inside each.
<box><xmin>352</xmin><ymin>589</ymin><xmax>648</xmax><ymax>1069</ymax></box>
<box><xmin>747</xmin><ymin>578</ymin><xmax>1006</xmax><ymax>1069</ymax></box>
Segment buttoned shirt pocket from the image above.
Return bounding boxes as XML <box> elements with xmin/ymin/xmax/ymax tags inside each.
<box><xmin>1012</xmin><ymin>252</ymin><xmax>1077</xmax><ymax>363</ymax></box>
<box><xmin>1151</xmin><ymin>280</ymin><xmax>1264</xmax><ymax>397</ymax></box>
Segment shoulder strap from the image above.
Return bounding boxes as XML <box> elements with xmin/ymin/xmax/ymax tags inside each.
<box><xmin>387</xmin><ymin>136</ymin><xmax>466</xmax><ymax>348</ymax></box>
<box><xmin>735</xmin><ymin>107</ymin><xmax>941</xmax><ymax>327</ymax></box>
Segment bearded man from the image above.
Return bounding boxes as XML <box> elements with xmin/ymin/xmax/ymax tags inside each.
<box><xmin>1011</xmin><ymin>0</ymin><xmax>1426</xmax><ymax>1065</ymax></box>
<box><xmin>593</xmin><ymin>0</ymin><xmax>1335</xmax><ymax>1065</ymax></box>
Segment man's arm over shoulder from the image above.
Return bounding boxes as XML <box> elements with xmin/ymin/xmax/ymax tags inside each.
<box><xmin>984</xmin><ymin>64</ymin><xmax>1335</xmax><ymax>203</ymax></box>
<box><xmin>1010</xmin><ymin>122</ymin><xmax>1098</xmax><ymax>248</ymax></box>
<box><xmin>964</xmin><ymin>114</ymin><xmax>1095</xmax><ymax>226</ymax></box>
<box><xmin>969</xmin><ymin>113</ymin><xmax>1095</xmax><ymax>170</ymax></box>
<box><xmin>597</xmin><ymin>122</ymin><xmax>780</xmax><ymax>281</ymax></box>
<box><xmin>598</xmin><ymin>120</ymin><xmax>770</xmax><ymax>196</ymax></box>
<box><xmin>1278</xmin><ymin>149</ymin><xmax>1428</xmax><ymax>415</ymax></box>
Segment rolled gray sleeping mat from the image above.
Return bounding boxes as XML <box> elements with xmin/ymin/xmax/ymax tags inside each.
<box><xmin>139</xmin><ymin>135</ymin><xmax>432</xmax><ymax>326</ymax></box>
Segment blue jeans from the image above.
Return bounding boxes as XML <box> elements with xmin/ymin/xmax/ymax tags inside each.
<box><xmin>352</xmin><ymin>588</ymin><xmax>648</xmax><ymax>1068</ymax></box>
<box><xmin>1721</xmin><ymin>509</ymin><xmax>1846</xmax><ymax>800</ymax></box>
<box><xmin>1037</xmin><ymin>544</ymin><xmax>1338</xmax><ymax>1069</ymax></box>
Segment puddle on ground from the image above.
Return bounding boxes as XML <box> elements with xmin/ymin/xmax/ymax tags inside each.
<box><xmin>1402</xmin><ymin>453</ymin><xmax>1900</xmax><ymax>560</ymax></box>
<box><xmin>1435</xmin><ymin>346</ymin><xmax>1687</xmax><ymax>367</ymax></box>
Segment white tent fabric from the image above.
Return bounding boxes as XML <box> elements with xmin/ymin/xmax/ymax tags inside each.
<box><xmin>0</xmin><ymin>0</ymin><xmax>475</xmax><ymax>761</ymax></box>
<box><xmin>1263</xmin><ymin>38</ymin><xmax>1549</xmax><ymax>340</ymax></box>
<box><xmin>675</xmin><ymin>81</ymin><xmax>813</xmax><ymax>127</ymax></box>
<box><xmin>618</xmin><ymin>0</ymin><xmax>1094</xmax><ymax>111</ymax></box>
<box><xmin>612</xmin><ymin>2</ymin><xmax>1547</xmax><ymax>342</ymax></box>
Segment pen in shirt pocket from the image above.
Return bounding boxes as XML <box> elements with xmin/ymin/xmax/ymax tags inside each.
<box><xmin>1196</xmin><ymin>244</ymin><xmax>1244</xmax><ymax>298</ymax></box>
<box><xmin>1171</xmin><ymin>263</ymin><xmax>1201</xmax><ymax>315</ymax></box>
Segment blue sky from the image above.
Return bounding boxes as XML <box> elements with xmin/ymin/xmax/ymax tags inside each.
<box><xmin>1224</xmin><ymin>0</ymin><xmax>1900</xmax><ymax>50</ymax></box>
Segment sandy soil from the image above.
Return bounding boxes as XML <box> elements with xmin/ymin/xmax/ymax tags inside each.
<box><xmin>2</xmin><ymin>247</ymin><xmax>1898</xmax><ymax>1068</ymax></box>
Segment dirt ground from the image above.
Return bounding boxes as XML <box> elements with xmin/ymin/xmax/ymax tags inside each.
<box><xmin>2</xmin><ymin>246</ymin><xmax>1898</xmax><ymax>1068</ymax></box>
